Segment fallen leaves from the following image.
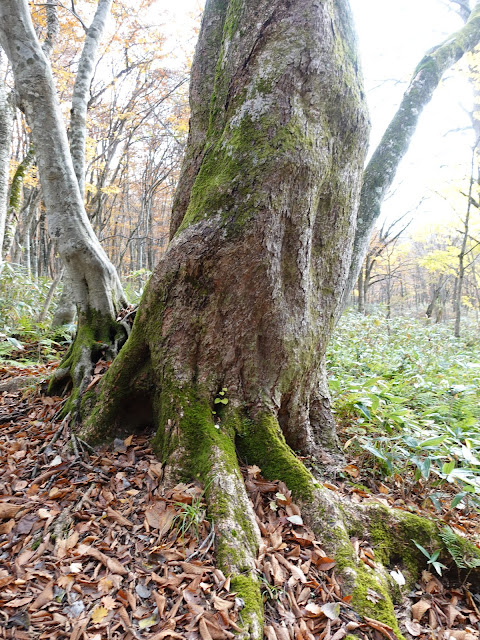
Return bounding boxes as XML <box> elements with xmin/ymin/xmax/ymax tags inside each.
<box><xmin>1</xmin><ymin>364</ymin><xmax>480</xmax><ymax>640</ymax></box>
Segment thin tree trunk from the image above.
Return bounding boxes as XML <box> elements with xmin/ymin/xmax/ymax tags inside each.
<box><xmin>0</xmin><ymin>0</ymin><xmax>127</xmax><ymax>401</ymax></box>
<box><xmin>38</xmin><ymin>266</ymin><xmax>64</xmax><ymax>322</ymax></box>
<box><xmin>343</xmin><ymin>3</ymin><xmax>480</xmax><ymax>305</ymax></box>
<box><xmin>357</xmin><ymin>266</ymin><xmax>365</xmax><ymax>314</ymax></box>
<box><xmin>2</xmin><ymin>146</ymin><xmax>35</xmax><ymax>259</ymax></box>
<box><xmin>69</xmin><ymin>0</ymin><xmax>113</xmax><ymax>199</ymax></box>
<box><xmin>0</xmin><ymin>51</ymin><xmax>14</xmax><ymax>274</ymax></box>
<box><xmin>455</xmin><ymin>145</ymin><xmax>477</xmax><ymax>337</ymax></box>
<box><xmin>2</xmin><ymin>0</ymin><xmax>58</xmax><ymax>269</ymax></box>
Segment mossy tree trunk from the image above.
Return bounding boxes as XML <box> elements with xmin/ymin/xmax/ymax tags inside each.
<box><xmin>80</xmin><ymin>1</ymin><xmax>480</xmax><ymax>636</ymax></box>
<box><xmin>81</xmin><ymin>0</ymin><xmax>371</xmax><ymax>635</ymax></box>
<box><xmin>0</xmin><ymin>0</ymin><xmax>127</xmax><ymax>406</ymax></box>
<box><xmin>343</xmin><ymin>2</ymin><xmax>480</xmax><ymax>305</ymax></box>
<box><xmin>84</xmin><ymin>0</ymin><xmax>370</xmax><ymax>462</ymax></box>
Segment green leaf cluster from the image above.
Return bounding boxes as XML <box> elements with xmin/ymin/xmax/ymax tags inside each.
<box><xmin>328</xmin><ymin>311</ymin><xmax>480</xmax><ymax>509</ymax></box>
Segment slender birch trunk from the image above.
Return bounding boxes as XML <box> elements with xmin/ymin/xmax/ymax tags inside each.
<box><xmin>70</xmin><ymin>0</ymin><xmax>112</xmax><ymax>199</ymax></box>
<box><xmin>0</xmin><ymin>0</ymin><xmax>127</xmax><ymax>401</ymax></box>
<box><xmin>0</xmin><ymin>52</ymin><xmax>14</xmax><ymax>274</ymax></box>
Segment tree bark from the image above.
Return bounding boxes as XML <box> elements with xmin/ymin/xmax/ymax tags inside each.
<box><xmin>343</xmin><ymin>2</ymin><xmax>480</xmax><ymax>305</ymax></box>
<box><xmin>70</xmin><ymin>0</ymin><xmax>113</xmax><ymax>199</ymax></box>
<box><xmin>77</xmin><ymin>1</ymin><xmax>480</xmax><ymax>636</ymax></box>
<box><xmin>51</xmin><ymin>274</ymin><xmax>77</xmax><ymax>327</ymax></box>
<box><xmin>169</xmin><ymin>0</ymin><xmax>229</xmax><ymax>239</ymax></box>
<box><xmin>50</xmin><ymin>0</ymin><xmax>113</xmax><ymax>328</ymax></box>
<box><xmin>0</xmin><ymin>0</ymin><xmax>127</xmax><ymax>401</ymax></box>
<box><xmin>0</xmin><ymin>51</ymin><xmax>14</xmax><ymax>274</ymax></box>
<box><xmin>2</xmin><ymin>146</ymin><xmax>35</xmax><ymax>260</ymax></box>
<box><xmin>80</xmin><ymin>0</ymin><xmax>375</xmax><ymax>635</ymax></box>
<box><xmin>85</xmin><ymin>0</ymin><xmax>369</xmax><ymax>455</ymax></box>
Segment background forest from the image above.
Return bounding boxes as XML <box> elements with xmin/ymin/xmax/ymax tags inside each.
<box><xmin>1</xmin><ymin>0</ymin><xmax>480</xmax><ymax>639</ymax></box>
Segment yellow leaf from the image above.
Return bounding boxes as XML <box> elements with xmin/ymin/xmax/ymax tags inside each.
<box><xmin>91</xmin><ymin>605</ymin><xmax>108</xmax><ymax>624</ymax></box>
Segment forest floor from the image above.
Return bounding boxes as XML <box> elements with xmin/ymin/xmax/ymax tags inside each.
<box><xmin>0</xmin><ymin>353</ymin><xmax>479</xmax><ymax>640</ymax></box>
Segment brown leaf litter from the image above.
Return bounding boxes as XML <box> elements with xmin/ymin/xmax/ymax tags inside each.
<box><xmin>0</xmin><ymin>363</ymin><xmax>479</xmax><ymax>639</ymax></box>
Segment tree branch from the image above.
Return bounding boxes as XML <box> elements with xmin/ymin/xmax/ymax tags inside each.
<box><xmin>343</xmin><ymin>1</ymin><xmax>480</xmax><ymax>308</ymax></box>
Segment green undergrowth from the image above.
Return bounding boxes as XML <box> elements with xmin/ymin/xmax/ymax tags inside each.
<box><xmin>0</xmin><ymin>265</ymin><xmax>151</xmax><ymax>365</ymax></box>
<box><xmin>0</xmin><ymin>263</ymin><xmax>71</xmax><ymax>363</ymax></box>
<box><xmin>328</xmin><ymin>310</ymin><xmax>480</xmax><ymax>509</ymax></box>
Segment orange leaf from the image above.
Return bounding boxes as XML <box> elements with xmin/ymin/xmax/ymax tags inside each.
<box><xmin>315</xmin><ymin>557</ymin><xmax>336</xmax><ymax>571</ymax></box>
<box><xmin>344</xmin><ymin>464</ymin><xmax>359</xmax><ymax>478</ymax></box>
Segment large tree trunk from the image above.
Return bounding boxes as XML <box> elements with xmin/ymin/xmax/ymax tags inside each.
<box><xmin>80</xmin><ymin>1</ymin><xmax>480</xmax><ymax>636</ymax></box>
<box><xmin>81</xmin><ymin>0</ymin><xmax>376</xmax><ymax>635</ymax></box>
<box><xmin>0</xmin><ymin>0</ymin><xmax>127</xmax><ymax>403</ymax></box>
<box><xmin>85</xmin><ymin>0</ymin><xmax>370</xmax><ymax>455</ymax></box>
<box><xmin>343</xmin><ymin>3</ymin><xmax>480</xmax><ymax>305</ymax></box>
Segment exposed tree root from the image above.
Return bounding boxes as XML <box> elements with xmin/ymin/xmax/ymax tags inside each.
<box><xmin>79</xmin><ymin>378</ymin><xmax>480</xmax><ymax>640</ymax></box>
<box><xmin>0</xmin><ymin>375</ymin><xmax>43</xmax><ymax>392</ymax></box>
<box><xmin>49</xmin><ymin>311</ymin><xmax>128</xmax><ymax>415</ymax></box>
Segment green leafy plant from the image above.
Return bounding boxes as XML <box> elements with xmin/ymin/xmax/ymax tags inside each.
<box><xmin>212</xmin><ymin>388</ymin><xmax>228</xmax><ymax>416</ymax></box>
<box><xmin>172</xmin><ymin>494</ymin><xmax>208</xmax><ymax>541</ymax></box>
<box><xmin>259</xmin><ymin>574</ymin><xmax>285</xmax><ymax>602</ymax></box>
<box><xmin>214</xmin><ymin>388</ymin><xmax>229</xmax><ymax>406</ymax></box>
<box><xmin>412</xmin><ymin>540</ymin><xmax>447</xmax><ymax>575</ymax></box>
<box><xmin>122</xmin><ymin>269</ymin><xmax>151</xmax><ymax>304</ymax></box>
<box><xmin>329</xmin><ymin>312</ymin><xmax>480</xmax><ymax>507</ymax></box>
<box><xmin>439</xmin><ymin>526</ymin><xmax>480</xmax><ymax>570</ymax></box>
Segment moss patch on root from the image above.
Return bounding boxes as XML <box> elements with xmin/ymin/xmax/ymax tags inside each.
<box><xmin>234</xmin><ymin>412</ymin><xmax>317</xmax><ymax>501</ymax></box>
<box><xmin>49</xmin><ymin>308</ymin><xmax>127</xmax><ymax>409</ymax></box>
<box><xmin>151</xmin><ymin>385</ymin><xmax>238</xmax><ymax>480</ymax></box>
<box><xmin>359</xmin><ymin>504</ymin><xmax>477</xmax><ymax>586</ymax></box>
<box><xmin>230</xmin><ymin>575</ymin><xmax>263</xmax><ymax>638</ymax></box>
<box><xmin>334</xmin><ymin>542</ymin><xmax>405</xmax><ymax>640</ymax></box>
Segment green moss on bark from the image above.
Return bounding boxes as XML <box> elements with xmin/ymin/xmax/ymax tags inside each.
<box><xmin>234</xmin><ymin>412</ymin><xmax>317</xmax><ymax>501</ymax></box>
<box><xmin>151</xmin><ymin>384</ymin><xmax>237</xmax><ymax>478</ymax></box>
<box><xmin>230</xmin><ymin>575</ymin><xmax>263</xmax><ymax>634</ymax></box>
<box><xmin>51</xmin><ymin>308</ymin><xmax>129</xmax><ymax>420</ymax></box>
<box><xmin>176</xmin><ymin>112</ymin><xmax>315</xmax><ymax>235</ymax></box>
<box><xmin>334</xmin><ymin>542</ymin><xmax>405</xmax><ymax>639</ymax></box>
